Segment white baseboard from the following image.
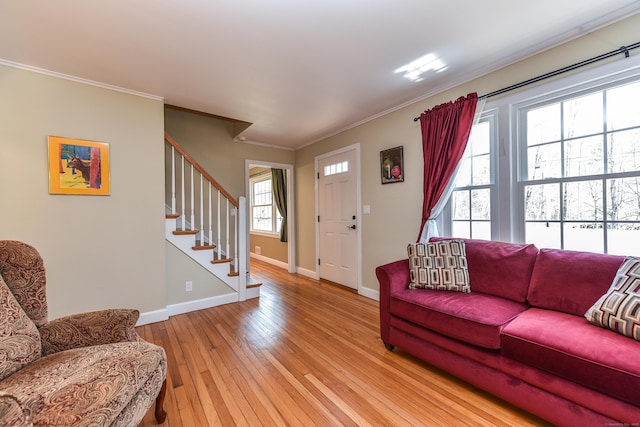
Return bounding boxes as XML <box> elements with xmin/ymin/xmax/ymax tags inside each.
<box><xmin>166</xmin><ymin>293</ymin><xmax>239</xmax><ymax>317</ymax></box>
<box><xmin>250</xmin><ymin>252</ymin><xmax>288</xmax><ymax>270</ymax></box>
<box><xmin>296</xmin><ymin>266</ymin><xmax>318</xmax><ymax>279</ymax></box>
<box><xmin>358</xmin><ymin>286</ymin><xmax>379</xmax><ymax>302</ymax></box>
<box><xmin>136</xmin><ymin>309</ymin><xmax>169</xmax><ymax>326</ymax></box>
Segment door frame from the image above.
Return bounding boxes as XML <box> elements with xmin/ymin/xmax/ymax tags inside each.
<box><xmin>245</xmin><ymin>159</ymin><xmax>296</xmax><ymax>274</ymax></box>
<box><xmin>315</xmin><ymin>143</ymin><xmax>362</xmax><ymax>292</ymax></box>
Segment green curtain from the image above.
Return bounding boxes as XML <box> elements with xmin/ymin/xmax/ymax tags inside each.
<box><xmin>271</xmin><ymin>168</ymin><xmax>287</xmax><ymax>242</ymax></box>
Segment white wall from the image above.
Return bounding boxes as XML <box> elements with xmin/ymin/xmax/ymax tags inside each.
<box><xmin>0</xmin><ymin>64</ymin><xmax>167</xmax><ymax>320</ymax></box>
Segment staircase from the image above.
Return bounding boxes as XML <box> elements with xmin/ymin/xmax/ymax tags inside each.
<box><xmin>164</xmin><ymin>132</ymin><xmax>260</xmax><ymax>302</ymax></box>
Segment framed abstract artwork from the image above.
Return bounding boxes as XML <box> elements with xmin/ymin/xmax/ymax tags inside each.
<box><xmin>380</xmin><ymin>146</ymin><xmax>404</xmax><ymax>184</ymax></box>
<box><xmin>48</xmin><ymin>136</ymin><xmax>110</xmax><ymax>195</ymax></box>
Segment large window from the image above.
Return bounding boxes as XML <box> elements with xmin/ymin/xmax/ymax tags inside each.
<box><xmin>250</xmin><ymin>175</ymin><xmax>282</xmax><ymax>235</ymax></box>
<box><xmin>520</xmin><ymin>79</ymin><xmax>640</xmax><ymax>254</ymax></box>
<box><xmin>450</xmin><ymin>115</ymin><xmax>495</xmax><ymax>239</ymax></box>
<box><xmin>440</xmin><ymin>56</ymin><xmax>640</xmax><ymax>255</ymax></box>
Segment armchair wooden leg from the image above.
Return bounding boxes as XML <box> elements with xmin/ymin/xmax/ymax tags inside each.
<box><xmin>154</xmin><ymin>379</ymin><xmax>167</xmax><ymax>423</ymax></box>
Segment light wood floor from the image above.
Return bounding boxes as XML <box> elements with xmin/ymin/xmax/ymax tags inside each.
<box><xmin>137</xmin><ymin>258</ymin><xmax>552</xmax><ymax>427</ymax></box>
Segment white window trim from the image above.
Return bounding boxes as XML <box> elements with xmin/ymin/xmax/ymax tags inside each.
<box><xmin>249</xmin><ymin>174</ymin><xmax>281</xmax><ymax>237</ymax></box>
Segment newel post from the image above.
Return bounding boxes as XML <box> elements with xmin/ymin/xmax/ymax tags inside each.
<box><xmin>238</xmin><ymin>196</ymin><xmax>247</xmax><ymax>301</ymax></box>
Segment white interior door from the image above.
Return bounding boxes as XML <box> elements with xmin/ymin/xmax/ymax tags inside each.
<box><xmin>318</xmin><ymin>148</ymin><xmax>358</xmax><ymax>289</ymax></box>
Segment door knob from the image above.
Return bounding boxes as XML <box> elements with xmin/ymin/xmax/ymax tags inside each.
<box><xmin>347</xmin><ymin>225</ymin><xmax>356</xmax><ymax>230</ymax></box>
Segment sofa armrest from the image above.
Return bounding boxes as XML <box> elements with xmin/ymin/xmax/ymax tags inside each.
<box><xmin>375</xmin><ymin>259</ymin><xmax>409</xmax><ymax>346</ymax></box>
<box><xmin>39</xmin><ymin>308</ymin><xmax>141</xmax><ymax>356</ymax></box>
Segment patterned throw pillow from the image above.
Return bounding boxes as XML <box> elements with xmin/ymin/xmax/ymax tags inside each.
<box><xmin>408</xmin><ymin>240</ymin><xmax>470</xmax><ymax>292</ymax></box>
<box><xmin>0</xmin><ymin>272</ymin><xmax>42</xmax><ymax>381</ymax></box>
<box><xmin>585</xmin><ymin>256</ymin><xmax>640</xmax><ymax>341</ymax></box>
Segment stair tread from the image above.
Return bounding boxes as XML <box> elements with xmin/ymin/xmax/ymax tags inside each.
<box><xmin>165</xmin><ymin>213</ymin><xmax>180</xmax><ymax>219</ymax></box>
<box><xmin>192</xmin><ymin>244</ymin><xmax>216</xmax><ymax>250</ymax></box>
<box><xmin>247</xmin><ymin>277</ymin><xmax>262</xmax><ymax>288</ymax></box>
<box><xmin>173</xmin><ymin>229</ymin><xmax>199</xmax><ymax>235</ymax></box>
<box><xmin>211</xmin><ymin>257</ymin><xmax>233</xmax><ymax>264</ymax></box>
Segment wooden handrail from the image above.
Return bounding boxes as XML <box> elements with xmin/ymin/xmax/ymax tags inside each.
<box><xmin>164</xmin><ymin>131</ymin><xmax>239</xmax><ymax>208</ymax></box>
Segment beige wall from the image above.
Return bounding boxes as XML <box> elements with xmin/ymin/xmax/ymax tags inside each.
<box><xmin>165</xmin><ymin>242</ymin><xmax>233</xmax><ymax>304</ymax></box>
<box><xmin>250</xmin><ymin>233</ymin><xmax>288</xmax><ymax>263</ymax></box>
<box><xmin>0</xmin><ymin>65</ymin><xmax>166</xmax><ymax>319</ymax></box>
<box><xmin>294</xmin><ymin>14</ymin><xmax>640</xmax><ymax>293</ymax></box>
<box><xmin>164</xmin><ymin>108</ymin><xmax>296</xmax><ymax>198</ymax></box>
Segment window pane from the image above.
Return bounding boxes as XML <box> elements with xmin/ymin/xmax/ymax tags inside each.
<box><xmin>564</xmin><ymin>135</ymin><xmax>603</xmax><ymax>177</ymax></box>
<box><xmin>608</xmin><ymin>128</ymin><xmax>640</xmax><ymax>173</ymax></box>
<box><xmin>252</xmin><ymin>206</ymin><xmax>272</xmax><ymax>231</ymax></box>
<box><xmin>452</xmin><ymin>221</ymin><xmax>470</xmax><ymax>239</ymax></box>
<box><xmin>563</xmin><ymin>92</ymin><xmax>603</xmax><ymax>139</ymax></box>
<box><xmin>563</xmin><ymin>180</ymin><xmax>603</xmax><ymax>221</ymax></box>
<box><xmin>454</xmin><ymin>156</ymin><xmax>471</xmax><ymax>187</ymax></box>
<box><xmin>472</xmin><ymin>154</ymin><xmax>490</xmax><ymax>185</ymax></box>
<box><xmin>452</xmin><ymin>190</ymin><xmax>470</xmax><ymax>220</ymax></box>
<box><xmin>525</xmin><ymin>183</ymin><xmax>560</xmax><ymax>220</ymax></box>
<box><xmin>525</xmin><ymin>221</ymin><xmax>561</xmax><ymax>249</ymax></box>
<box><xmin>471</xmin><ymin>221</ymin><xmax>491</xmax><ymax>240</ymax></box>
<box><xmin>527</xmin><ymin>143</ymin><xmax>561</xmax><ymax>180</ymax></box>
<box><xmin>527</xmin><ymin>103</ymin><xmax>561</xmax><ymax>144</ymax></box>
<box><xmin>563</xmin><ymin>222</ymin><xmax>603</xmax><ymax>253</ymax></box>
<box><xmin>253</xmin><ymin>179</ymin><xmax>272</xmax><ymax>205</ymax></box>
<box><xmin>471</xmin><ymin>188</ymin><xmax>490</xmax><ymax>220</ymax></box>
<box><xmin>607</xmin><ymin>81</ymin><xmax>640</xmax><ymax>131</ymax></box>
<box><xmin>608</xmin><ymin>223</ymin><xmax>640</xmax><ymax>256</ymax></box>
<box><xmin>469</xmin><ymin>121</ymin><xmax>490</xmax><ymax>155</ymax></box>
<box><xmin>608</xmin><ymin>177</ymin><xmax>640</xmax><ymax>221</ymax></box>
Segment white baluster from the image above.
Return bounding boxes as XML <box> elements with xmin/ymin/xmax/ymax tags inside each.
<box><xmin>208</xmin><ymin>182</ymin><xmax>212</xmax><ymax>246</ymax></box>
<box><xmin>171</xmin><ymin>146</ymin><xmax>176</xmax><ymax>215</ymax></box>
<box><xmin>226</xmin><ymin>198</ymin><xmax>230</xmax><ymax>261</ymax></box>
<box><xmin>180</xmin><ymin>155</ymin><xmax>185</xmax><ymax>230</ymax></box>
<box><xmin>217</xmin><ymin>191</ymin><xmax>221</xmax><ymax>258</ymax></box>
<box><xmin>234</xmin><ymin>206</ymin><xmax>238</xmax><ymax>264</ymax></box>
<box><xmin>190</xmin><ymin>165</ymin><xmax>195</xmax><ymax>231</ymax></box>
<box><xmin>199</xmin><ymin>173</ymin><xmax>204</xmax><ymax>243</ymax></box>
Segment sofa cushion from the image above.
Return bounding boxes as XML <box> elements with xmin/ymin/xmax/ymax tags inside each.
<box><xmin>1</xmin><ymin>341</ymin><xmax>166</xmax><ymax>426</ymax></box>
<box><xmin>501</xmin><ymin>308</ymin><xmax>640</xmax><ymax>406</ymax></box>
<box><xmin>391</xmin><ymin>288</ymin><xmax>528</xmax><ymax>349</ymax></box>
<box><xmin>0</xmin><ymin>272</ymin><xmax>41</xmax><ymax>381</ymax></box>
<box><xmin>527</xmin><ymin>248</ymin><xmax>625</xmax><ymax>316</ymax></box>
<box><xmin>585</xmin><ymin>256</ymin><xmax>640</xmax><ymax>341</ymax></box>
<box><xmin>408</xmin><ymin>240</ymin><xmax>470</xmax><ymax>292</ymax></box>
<box><xmin>431</xmin><ymin>238</ymin><xmax>538</xmax><ymax>303</ymax></box>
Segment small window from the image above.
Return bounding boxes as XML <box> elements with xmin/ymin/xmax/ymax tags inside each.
<box><xmin>324</xmin><ymin>161</ymin><xmax>349</xmax><ymax>176</ymax></box>
<box><xmin>250</xmin><ymin>175</ymin><xmax>282</xmax><ymax>235</ymax></box>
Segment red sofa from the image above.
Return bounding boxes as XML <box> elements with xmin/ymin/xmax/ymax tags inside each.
<box><xmin>376</xmin><ymin>238</ymin><xmax>640</xmax><ymax>426</ymax></box>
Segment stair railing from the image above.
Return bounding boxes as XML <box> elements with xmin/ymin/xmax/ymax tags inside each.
<box><xmin>164</xmin><ymin>132</ymin><xmax>245</xmax><ymax>294</ymax></box>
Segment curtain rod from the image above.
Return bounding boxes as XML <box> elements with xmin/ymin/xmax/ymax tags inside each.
<box><xmin>413</xmin><ymin>42</ymin><xmax>640</xmax><ymax>122</ymax></box>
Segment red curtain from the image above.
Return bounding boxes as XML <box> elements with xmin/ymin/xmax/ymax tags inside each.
<box><xmin>418</xmin><ymin>93</ymin><xmax>478</xmax><ymax>241</ymax></box>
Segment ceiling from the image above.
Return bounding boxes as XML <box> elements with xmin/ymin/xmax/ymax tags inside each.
<box><xmin>1</xmin><ymin>1</ymin><xmax>639</xmax><ymax>150</ymax></box>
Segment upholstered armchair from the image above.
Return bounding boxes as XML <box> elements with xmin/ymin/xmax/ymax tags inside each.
<box><xmin>0</xmin><ymin>240</ymin><xmax>167</xmax><ymax>426</ymax></box>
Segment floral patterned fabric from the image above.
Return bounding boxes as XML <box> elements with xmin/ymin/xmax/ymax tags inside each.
<box><xmin>0</xmin><ymin>273</ymin><xmax>41</xmax><ymax>381</ymax></box>
<box><xmin>39</xmin><ymin>309</ymin><xmax>141</xmax><ymax>356</ymax></box>
<box><xmin>1</xmin><ymin>343</ymin><xmax>166</xmax><ymax>427</ymax></box>
<box><xmin>0</xmin><ymin>241</ymin><xmax>167</xmax><ymax>426</ymax></box>
<box><xmin>0</xmin><ymin>241</ymin><xmax>47</xmax><ymax>327</ymax></box>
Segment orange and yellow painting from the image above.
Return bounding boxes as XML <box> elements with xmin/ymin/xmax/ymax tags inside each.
<box><xmin>48</xmin><ymin>136</ymin><xmax>110</xmax><ymax>195</ymax></box>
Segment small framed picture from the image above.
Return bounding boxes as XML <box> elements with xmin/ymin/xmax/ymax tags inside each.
<box><xmin>380</xmin><ymin>146</ymin><xmax>404</xmax><ymax>184</ymax></box>
<box><xmin>48</xmin><ymin>136</ymin><xmax>110</xmax><ymax>195</ymax></box>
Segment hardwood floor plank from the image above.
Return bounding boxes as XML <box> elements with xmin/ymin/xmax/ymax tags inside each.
<box><xmin>138</xmin><ymin>258</ymin><xmax>552</xmax><ymax>427</ymax></box>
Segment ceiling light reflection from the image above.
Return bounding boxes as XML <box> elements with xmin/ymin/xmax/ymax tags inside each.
<box><xmin>395</xmin><ymin>53</ymin><xmax>447</xmax><ymax>82</ymax></box>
